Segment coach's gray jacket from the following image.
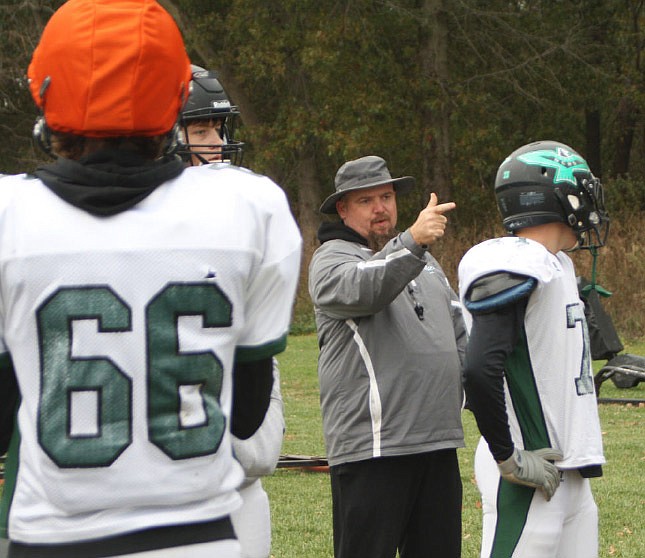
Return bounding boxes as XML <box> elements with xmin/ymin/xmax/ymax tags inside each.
<box><xmin>309</xmin><ymin>222</ymin><xmax>466</xmax><ymax>466</ymax></box>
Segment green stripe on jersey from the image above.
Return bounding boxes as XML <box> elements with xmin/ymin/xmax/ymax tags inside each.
<box><xmin>489</xmin><ymin>325</ymin><xmax>552</xmax><ymax>556</ymax></box>
<box><xmin>504</xmin><ymin>327</ymin><xmax>551</xmax><ymax>451</ymax></box>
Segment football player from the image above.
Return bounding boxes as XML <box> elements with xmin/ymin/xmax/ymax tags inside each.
<box><xmin>178</xmin><ymin>66</ymin><xmax>244</xmax><ymax>167</ymax></box>
<box><xmin>180</xmin><ymin>65</ymin><xmax>285</xmax><ymax>558</ymax></box>
<box><xmin>0</xmin><ymin>1</ymin><xmax>301</xmax><ymax>557</ymax></box>
<box><xmin>459</xmin><ymin>140</ymin><xmax>609</xmax><ymax>558</ymax></box>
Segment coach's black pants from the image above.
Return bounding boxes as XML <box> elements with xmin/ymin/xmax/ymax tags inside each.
<box><xmin>330</xmin><ymin>449</ymin><xmax>462</xmax><ymax>558</ymax></box>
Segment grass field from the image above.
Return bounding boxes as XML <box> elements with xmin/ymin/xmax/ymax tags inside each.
<box><xmin>0</xmin><ymin>336</ymin><xmax>641</xmax><ymax>557</ymax></box>
<box><xmin>267</xmin><ymin>335</ymin><xmax>645</xmax><ymax>558</ymax></box>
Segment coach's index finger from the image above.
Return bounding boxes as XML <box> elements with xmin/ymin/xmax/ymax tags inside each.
<box><xmin>427</xmin><ymin>192</ymin><xmax>456</xmax><ymax>214</ymax></box>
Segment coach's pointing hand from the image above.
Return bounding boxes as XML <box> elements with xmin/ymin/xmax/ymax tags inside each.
<box><xmin>409</xmin><ymin>193</ymin><xmax>456</xmax><ymax>247</ymax></box>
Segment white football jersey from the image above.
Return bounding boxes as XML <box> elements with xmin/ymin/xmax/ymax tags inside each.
<box><xmin>459</xmin><ymin>236</ymin><xmax>604</xmax><ymax>469</ymax></box>
<box><xmin>0</xmin><ymin>163</ymin><xmax>301</xmax><ymax>544</ymax></box>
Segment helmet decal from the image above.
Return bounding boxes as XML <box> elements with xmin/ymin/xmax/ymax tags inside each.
<box><xmin>517</xmin><ymin>147</ymin><xmax>590</xmax><ymax>186</ymax></box>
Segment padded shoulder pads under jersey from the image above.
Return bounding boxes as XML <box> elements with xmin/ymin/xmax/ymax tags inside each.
<box><xmin>465</xmin><ymin>272</ymin><xmax>536</xmax><ymax>315</ymax></box>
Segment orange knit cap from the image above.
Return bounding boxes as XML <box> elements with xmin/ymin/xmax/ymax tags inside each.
<box><xmin>28</xmin><ymin>0</ymin><xmax>192</xmax><ymax>138</ymax></box>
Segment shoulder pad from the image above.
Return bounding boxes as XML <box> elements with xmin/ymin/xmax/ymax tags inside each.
<box><xmin>1</xmin><ymin>173</ymin><xmax>37</xmax><ymax>182</ymax></box>
<box><xmin>465</xmin><ymin>272</ymin><xmax>536</xmax><ymax>314</ymax></box>
<box><xmin>205</xmin><ymin>162</ymin><xmax>263</xmax><ymax>178</ymax></box>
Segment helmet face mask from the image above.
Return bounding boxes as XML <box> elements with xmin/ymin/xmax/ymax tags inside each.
<box><xmin>177</xmin><ymin>66</ymin><xmax>244</xmax><ymax>166</ymax></box>
<box><xmin>495</xmin><ymin>141</ymin><xmax>609</xmax><ymax>250</ymax></box>
<box><xmin>555</xmin><ymin>174</ymin><xmax>609</xmax><ymax>249</ymax></box>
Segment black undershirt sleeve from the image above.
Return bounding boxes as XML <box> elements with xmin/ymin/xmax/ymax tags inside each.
<box><xmin>463</xmin><ymin>298</ymin><xmax>528</xmax><ymax>462</ymax></box>
<box><xmin>230</xmin><ymin>357</ymin><xmax>274</xmax><ymax>440</ymax></box>
<box><xmin>0</xmin><ymin>360</ymin><xmax>19</xmax><ymax>454</ymax></box>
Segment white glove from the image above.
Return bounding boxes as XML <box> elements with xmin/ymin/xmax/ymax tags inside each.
<box><xmin>498</xmin><ymin>447</ymin><xmax>563</xmax><ymax>501</ymax></box>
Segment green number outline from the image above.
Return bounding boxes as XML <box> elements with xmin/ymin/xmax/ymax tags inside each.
<box><xmin>147</xmin><ymin>283</ymin><xmax>232</xmax><ymax>459</ymax></box>
<box><xmin>36</xmin><ymin>282</ymin><xmax>232</xmax><ymax>468</ymax></box>
<box><xmin>566</xmin><ymin>302</ymin><xmax>594</xmax><ymax>395</ymax></box>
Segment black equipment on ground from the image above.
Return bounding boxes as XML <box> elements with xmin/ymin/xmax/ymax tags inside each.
<box><xmin>578</xmin><ymin>277</ymin><xmax>645</xmax><ymax>401</ymax></box>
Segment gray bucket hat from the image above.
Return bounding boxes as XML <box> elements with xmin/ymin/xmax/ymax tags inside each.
<box><xmin>320</xmin><ymin>155</ymin><xmax>416</xmax><ymax>214</ymax></box>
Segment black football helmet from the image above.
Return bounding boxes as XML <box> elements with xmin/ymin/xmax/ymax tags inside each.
<box><xmin>495</xmin><ymin>140</ymin><xmax>609</xmax><ymax>249</ymax></box>
<box><xmin>177</xmin><ymin>65</ymin><xmax>244</xmax><ymax>165</ymax></box>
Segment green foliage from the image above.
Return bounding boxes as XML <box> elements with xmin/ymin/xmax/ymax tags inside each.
<box><xmin>604</xmin><ymin>177</ymin><xmax>645</xmax><ymax>213</ymax></box>
<box><xmin>4</xmin><ymin>1</ymin><xmax>644</xmax><ymax>207</ymax></box>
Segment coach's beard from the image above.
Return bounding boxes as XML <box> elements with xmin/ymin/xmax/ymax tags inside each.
<box><xmin>368</xmin><ymin>227</ymin><xmax>398</xmax><ymax>252</ymax></box>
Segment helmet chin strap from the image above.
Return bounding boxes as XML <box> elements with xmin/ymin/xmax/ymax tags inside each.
<box><xmin>580</xmin><ymin>245</ymin><xmax>612</xmax><ymax>298</ymax></box>
<box><xmin>194</xmin><ymin>152</ymin><xmax>214</xmax><ymax>166</ymax></box>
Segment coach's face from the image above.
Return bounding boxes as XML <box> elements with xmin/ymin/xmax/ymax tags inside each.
<box><xmin>336</xmin><ymin>183</ymin><xmax>398</xmax><ymax>239</ymax></box>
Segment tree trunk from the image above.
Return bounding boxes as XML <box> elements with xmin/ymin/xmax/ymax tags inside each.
<box><xmin>585</xmin><ymin>108</ymin><xmax>602</xmax><ymax>177</ymax></box>
<box><xmin>293</xmin><ymin>150</ymin><xmax>323</xmax><ymax>299</ymax></box>
<box><xmin>419</xmin><ymin>0</ymin><xmax>452</xmax><ymax>202</ymax></box>
<box><xmin>612</xmin><ymin>96</ymin><xmax>636</xmax><ymax>178</ymax></box>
